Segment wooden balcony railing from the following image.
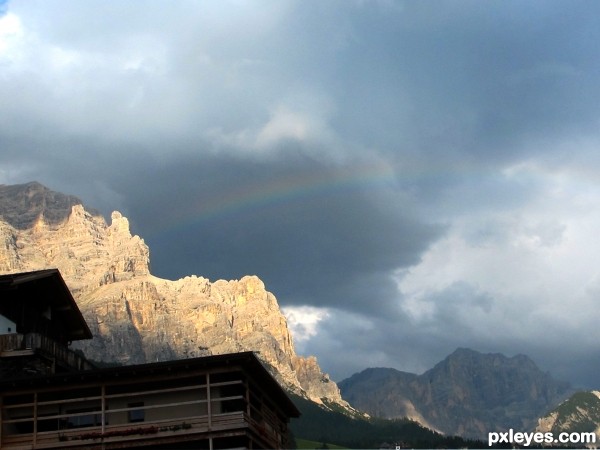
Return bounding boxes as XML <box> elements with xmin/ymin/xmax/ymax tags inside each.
<box><xmin>0</xmin><ymin>411</ymin><xmax>280</xmax><ymax>449</ymax></box>
<box><xmin>0</xmin><ymin>332</ymin><xmax>94</xmax><ymax>372</ymax></box>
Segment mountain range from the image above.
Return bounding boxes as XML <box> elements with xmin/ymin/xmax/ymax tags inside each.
<box><xmin>339</xmin><ymin>347</ymin><xmax>572</xmax><ymax>439</ymax></box>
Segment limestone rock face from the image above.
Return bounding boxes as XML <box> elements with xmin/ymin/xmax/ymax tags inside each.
<box><xmin>0</xmin><ymin>183</ymin><xmax>149</xmax><ymax>293</ymax></box>
<box><xmin>293</xmin><ymin>355</ymin><xmax>346</xmax><ymax>405</ymax></box>
<box><xmin>0</xmin><ymin>182</ymin><xmax>349</xmax><ymax>408</ymax></box>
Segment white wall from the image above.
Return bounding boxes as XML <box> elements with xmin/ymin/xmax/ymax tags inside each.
<box><xmin>0</xmin><ymin>314</ymin><xmax>17</xmax><ymax>335</ymax></box>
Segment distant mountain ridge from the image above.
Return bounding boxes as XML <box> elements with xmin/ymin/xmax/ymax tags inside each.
<box><xmin>0</xmin><ymin>181</ymin><xmax>351</xmax><ymax>411</ymax></box>
<box><xmin>339</xmin><ymin>348</ymin><xmax>572</xmax><ymax>439</ymax></box>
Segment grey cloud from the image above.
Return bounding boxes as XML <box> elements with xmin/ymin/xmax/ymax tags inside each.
<box><xmin>332</xmin><ymin>1</ymin><xmax>600</xmax><ymax>167</ymax></box>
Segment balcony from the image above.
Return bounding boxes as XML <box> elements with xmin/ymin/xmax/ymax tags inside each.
<box><xmin>0</xmin><ymin>376</ymin><xmax>286</xmax><ymax>449</ymax></box>
<box><xmin>0</xmin><ymin>332</ymin><xmax>95</xmax><ymax>373</ymax></box>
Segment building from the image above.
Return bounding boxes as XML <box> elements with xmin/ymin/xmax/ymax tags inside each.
<box><xmin>0</xmin><ymin>352</ymin><xmax>300</xmax><ymax>449</ymax></box>
<box><xmin>0</xmin><ymin>269</ymin><xmax>94</xmax><ymax>377</ymax></box>
<box><xmin>0</xmin><ymin>270</ymin><xmax>300</xmax><ymax>449</ymax></box>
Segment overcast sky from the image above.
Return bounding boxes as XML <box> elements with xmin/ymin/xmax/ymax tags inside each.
<box><xmin>1</xmin><ymin>0</ymin><xmax>600</xmax><ymax>388</ymax></box>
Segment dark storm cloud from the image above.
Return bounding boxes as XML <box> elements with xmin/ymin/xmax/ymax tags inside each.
<box><xmin>332</xmin><ymin>1</ymin><xmax>600</xmax><ymax>166</ymax></box>
<box><xmin>112</xmin><ymin>153</ymin><xmax>442</xmax><ymax>315</ymax></box>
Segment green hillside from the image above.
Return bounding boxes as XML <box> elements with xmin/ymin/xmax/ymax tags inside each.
<box><xmin>295</xmin><ymin>438</ymin><xmax>347</xmax><ymax>449</ymax></box>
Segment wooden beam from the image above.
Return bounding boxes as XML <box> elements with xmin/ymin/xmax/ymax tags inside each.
<box><xmin>101</xmin><ymin>384</ymin><xmax>106</xmax><ymax>435</ymax></box>
<box><xmin>33</xmin><ymin>392</ymin><xmax>38</xmax><ymax>447</ymax></box>
<box><xmin>207</xmin><ymin>372</ymin><xmax>212</xmax><ymax>430</ymax></box>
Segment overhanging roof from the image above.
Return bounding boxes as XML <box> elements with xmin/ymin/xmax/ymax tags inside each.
<box><xmin>0</xmin><ymin>269</ymin><xmax>92</xmax><ymax>340</ymax></box>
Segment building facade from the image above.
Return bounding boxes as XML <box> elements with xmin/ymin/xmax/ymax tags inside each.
<box><xmin>0</xmin><ymin>269</ymin><xmax>94</xmax><ymax>377</ymax></box>
<box><xmin>0</xmin><ymin>352</ymin><xmax>299</xmax><ymax>449</ymax></box>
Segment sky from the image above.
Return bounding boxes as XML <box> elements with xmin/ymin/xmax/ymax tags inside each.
<box><xmin>1</xmin><ymin>0</ymin><xmax>600</xmax><ymax>388</ymax></box>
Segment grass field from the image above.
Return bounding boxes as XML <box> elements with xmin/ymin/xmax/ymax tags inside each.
<box><xmin>295</xmin><ymin>438</ymin><xmax>347</xmax><ymax>449</ymax></box>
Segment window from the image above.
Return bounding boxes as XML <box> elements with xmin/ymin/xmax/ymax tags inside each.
<box><xmin>128</xmin><ymin>402</ymin><xmax>145</xmax><ymax>423</ymax></box>
<box><xmin>66</xmin><ymin>408</ymin><xmax>102</xmax><ymax>429</ymax></box>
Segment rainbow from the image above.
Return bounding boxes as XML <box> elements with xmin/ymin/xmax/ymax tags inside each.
<box><xmin>149</xmin><ymin>161</ymin><xmax>399</xmax><ymax>238</ymax></box>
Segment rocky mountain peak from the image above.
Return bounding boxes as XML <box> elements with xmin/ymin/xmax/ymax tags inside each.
<box><xmin>340</xmin><ymin>348</ymin><xmax>572</xmax><ymax>439</ymax></box>
<box><xmin>0</xmin><ymin>182</ymin><xmax>350</xmax><ymax>410</ymax></box>
<box><xmin>0</xmin><ymin>181</ymin><xmax>99</xmax><ymax>229</ymax></box>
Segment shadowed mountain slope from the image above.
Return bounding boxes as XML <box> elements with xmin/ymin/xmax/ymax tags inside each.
<box><xmin>339</xmin><ymin>348</ymin><xmax>572</xmax><ymax>439</ymax></box>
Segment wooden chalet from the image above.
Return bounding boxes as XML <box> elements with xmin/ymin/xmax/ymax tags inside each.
<box><xmin>0</xmin><ymin>270</ymin><xmax>300</xmax><ymax>449</ymax></box>
<box><xmin>0</xmin><ymin>269</ymin><xmax>94</xmax><ymax>376</ymax></box>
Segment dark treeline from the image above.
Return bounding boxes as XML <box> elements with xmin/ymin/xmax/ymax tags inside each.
<box><xmin>288</xmin><ymin>394</ymin><xmax>486</xmax><ymax>449</ymax></box>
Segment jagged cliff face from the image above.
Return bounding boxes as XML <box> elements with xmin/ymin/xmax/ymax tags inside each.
<box><xmin>0</xmin><ymin>182</ymin><xmax>346</xmax><ymax>407</ymax></box>
<box><xmin>339</xmin><ymin>348</ymin><xmax>572</xmax><ymax>439</ymax></box>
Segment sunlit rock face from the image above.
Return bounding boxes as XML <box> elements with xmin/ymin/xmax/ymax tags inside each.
<box><xmin>0</xmin><ymin>181</ymin><xmax>350</xmax><ymax>409</ymax></box>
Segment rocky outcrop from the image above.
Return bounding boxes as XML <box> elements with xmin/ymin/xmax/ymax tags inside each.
<box><xmin>339</xmin><ymin>348</ymin><xmax>572</xmax><ymax>439</ymax></box>
<box><xmin>535</xmin><ymin>390</ymin><xmax>600</xmax><ymax>446</ymax></box>
<box><xmin>0</xmin><ymin>181</ymin><xmax>89</xmax><ymax>229</ymax></box>
<box><xmin>0</xmin><ymin>182</ymin><xmax>349</xmax><ymax>409</ymax></box>
<box><xmin>293</xmin><ymin>356</ymin><xmax>344</xmax><ymax>405</ymax></box>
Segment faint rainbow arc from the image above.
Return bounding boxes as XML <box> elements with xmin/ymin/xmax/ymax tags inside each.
<box><xmin>149</xmin><ymin>162</ymin><xmax>398</xmax><ymax>237</ymax></box>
